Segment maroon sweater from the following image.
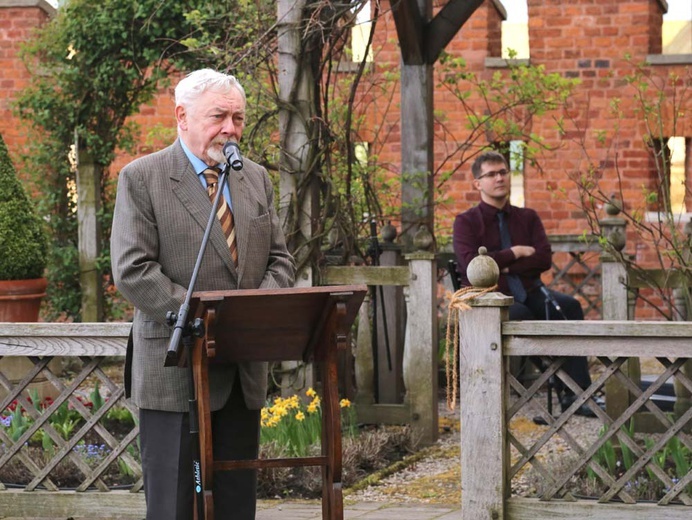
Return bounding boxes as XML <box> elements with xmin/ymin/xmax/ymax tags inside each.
<box><xmin>453</xmin><ymin>200</ymin><xmax>552</xmax><ymax>295</ymax></box>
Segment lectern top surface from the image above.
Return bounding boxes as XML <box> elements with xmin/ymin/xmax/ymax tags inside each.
<box><xmin>189</xmin><ymin>285</ymin><xmax>367</xmax><ymax>363</ymax></box>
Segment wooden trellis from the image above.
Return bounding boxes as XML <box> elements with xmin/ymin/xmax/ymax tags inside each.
<box><xmin>0</xmin><ymin>323</ymin><xmax>145</xmax><ymax>517</ymax></box>
<box><xmin>458</xmin><ymin>297</ymin><xmax>692</xmax><ymax>519</ymax></box>
<box><xmin>547</xmin><ymin>235</ymin><xmax>602</xmax><ymax>319</ymax></box>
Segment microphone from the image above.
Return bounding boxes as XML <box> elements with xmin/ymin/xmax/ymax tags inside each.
<box><xmin>539</xmin><ymin>284</ymin><xmax>567</xmax><ymax>318</ymax></box>
<box><xmin>223</xmin><ymin>141</ymin><xmax>243</xmax><ymax>171</ymax></box>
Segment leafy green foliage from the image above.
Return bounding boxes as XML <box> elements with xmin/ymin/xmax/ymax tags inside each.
<box><xmin>17</xmin><ymin>0</ymin><xmax>191</xmax><ymax>167</ymax></box>
<box><xmin>260</xmin><ymin>389</ymin><xmax>356</xmax><ymax>458</ymax></box>
<box><xmin>4</xmin><ymin>404</ymin><xmax>31</xmax><ymax>442</ymax></box>
<box><xmin>13</xmin><ymin>0</ymin><xmax>220</xmax><ymax>319</ymax></box>
<box><xmin>90</xmin><ymin>381</ymin><xmax>105</xmax><ymax>412</ymax></box>
<box><xmin>585</xmin><ymin>419</ymin><xmax>692</xmax><ymax>498</ymax></box>
<box><xmin>436</xmin><ymin>51</ymin><xmax>580</xmax><ymax>178</ymax></box>
<box><xmin>44</xmin><ymin>243</ymin><xmax>81</xmax><ymax>320</ymax></box>
<box><xmin>0</xmin><ymin>134</ymin><xmax>47</xmax><ymax>280</ymax></box>
<box><xmin>50</xmin><ymin>402</ymin><xmax>81</xmax><ymax>440</ymax></box>
<box><xmin>12</xmin><ymin>0</ymin><xmax>284</xmax><ymax>320</ymax></box>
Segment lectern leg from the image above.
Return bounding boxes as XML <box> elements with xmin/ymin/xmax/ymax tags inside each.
<box><xmin>192</xmin><ymin>336</ymin><xmax>215</xmax><ymax>520</ymax></box>
<box><xmin>320</xmin><ymin>302</ymin><xmax>346</xmax><ymax>520</ymax></box>
<box><xmin>182</xmin><ymin>336</ymin><xmax>208</xmax><ymax>520</ymax></box>
<box><xmin>321</xmin><ymin>359</ymin><xmax>342</xmax><ymax>520</ymax></box>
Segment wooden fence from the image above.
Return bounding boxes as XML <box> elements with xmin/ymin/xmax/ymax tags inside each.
<box><xmin>0</xmin><ymin>251</ymin><xmax>439</xmax><ymax>517</ymax></box>
<box><xmin>458</xmin><ymin>293</ymin><xmax>692</xmax><ymax>519</ymax></box>
<box><xmin>1</xmin><ymin>234</ymin><xmax>677</xmax><ymax>517</ymax></box>
<box><xmin>0</xmin><ymin>323</ymin><xmax>145</xmax><ymax>517</ymax></box>
<box><xmin>322</xmin><ymin>249</ymin><xmax>439</xmax><ymax>445</ymax></box>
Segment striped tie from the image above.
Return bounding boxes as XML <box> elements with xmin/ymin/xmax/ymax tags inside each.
<box><xmin>203</xmin><ymin>168</ymin><xmax>238</xmax><ymax>267</ymax></box>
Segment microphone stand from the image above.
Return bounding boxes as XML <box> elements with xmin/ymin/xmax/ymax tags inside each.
<box><xmin>540</xmin><ymin>284</ymin><xmax>568</xmax><ymax>320</ymax></box>
<box><xmin>164</xmin><ymin>162</ymin><xmax>232</xmax><ymax>520</ymax></box>
<box><xmin>165</xmin><ymin>162</ymin><xmax>231</xmax><ymax>365</ymax></box>
<box><xmin>533</xmin><ymin>284</ymin><xmax>567</xmax><ymax>425</ymax></box>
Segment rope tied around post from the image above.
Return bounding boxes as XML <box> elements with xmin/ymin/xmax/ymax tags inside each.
<box><xmin>444</xmin><ymin>284</ymin><xmax>498</xmax><ymax>411</ymax></box>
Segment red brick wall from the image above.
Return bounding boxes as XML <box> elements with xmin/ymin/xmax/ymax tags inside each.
<box><xmin>522</xmin><ymin>0</ymin><xmax>680</xmax><ymax>236</ymax></box>
<box><xmin>0</xmin><ymin>2</ymin><xmax>54</xmax><ymax>176</ymax></box>
<box><xmin>0</xmin><ymin>2</ymin><xmax>180</xmax><ymax>178</ymax></box>
<box><xmin>109</xmin><ymin>86</ymin><xmax>178</xmax><ymax>175</ymax></box>
<box><xmin>435</xmin><ymin>1</ymin><xmax>506</xmax><ymax>223</ymax></box>
<box><xmin>2</xmin><ymin>0</ymin><xmax>690</xmax><ymax>278</ymax></box>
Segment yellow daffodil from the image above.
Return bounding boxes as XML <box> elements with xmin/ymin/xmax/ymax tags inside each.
<box><xmin>340</xmin><ymin>398</ymin><xmax>351</xmax><ymax>408</ymax></box>
<box><xmin>295</xmin><ymin>411</ymin><xmax>305</xmax><ymax>421</ymax></box>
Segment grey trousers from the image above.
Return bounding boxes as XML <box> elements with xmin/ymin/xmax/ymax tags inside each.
<box><xmin>139</xmin><ymin>381</ymin><xmax>261</xmax><ymax>520</ymax></box>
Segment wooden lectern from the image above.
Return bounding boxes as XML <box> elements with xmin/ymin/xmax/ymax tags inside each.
<box><xmin>186</xmin><ymin>285</ymin><xmax>367</xmax><ymax>520</ymax></box>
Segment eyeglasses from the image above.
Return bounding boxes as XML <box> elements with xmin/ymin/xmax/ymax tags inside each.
<box><xmin>477</xmin><ymin>168</ymin><xmax>510</xmax><ymax>180</ymax></box>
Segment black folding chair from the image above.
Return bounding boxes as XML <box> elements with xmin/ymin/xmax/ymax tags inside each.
<box><xmin>447</xmin><ymin>259</ymin><xmax>462</xmax><ymax>292</ymax></box>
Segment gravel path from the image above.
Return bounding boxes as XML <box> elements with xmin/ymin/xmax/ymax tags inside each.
<box><xmin>348</xmin><ymin>392</ymin><xmax>602</xmax><ymax>505</ymax></box>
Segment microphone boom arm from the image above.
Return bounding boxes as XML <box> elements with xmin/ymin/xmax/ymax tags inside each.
<box><xmin>165</xmin><ymin>162</ymin><xmax>231</xmax><ymax>366</ymax></box>
<box><xmin>162</xmin><ymin>158</ymin><xmax>234</xmax><ymax>520</ymax></box>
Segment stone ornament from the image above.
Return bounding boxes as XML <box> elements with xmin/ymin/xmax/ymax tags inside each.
<box><xmin>466</xmin><ymin>246</ymin><xmax>500</xmax><ymax>288</ymax></box>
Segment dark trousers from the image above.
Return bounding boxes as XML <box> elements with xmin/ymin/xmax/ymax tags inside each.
<box><xmin>509</xmin><ymin>288</ymin><xmax>592</xmax><ymax>393</ymax></box>
<box><xmin>139</xmin><ymin>380</ymin><xmax>261</xmax><ymax>520</ymax></box>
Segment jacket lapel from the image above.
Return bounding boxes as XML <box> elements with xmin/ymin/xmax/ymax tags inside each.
<box><xmin>168</xmin><ymin>140</ymin><xmax>238</xmax><ymax>277</ymax></box>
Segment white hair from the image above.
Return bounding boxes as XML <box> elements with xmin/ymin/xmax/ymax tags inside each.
<box><xmin>174</xmin><ymin>68</ymin><xmax>246</xmax><ymax>108</ymax></box>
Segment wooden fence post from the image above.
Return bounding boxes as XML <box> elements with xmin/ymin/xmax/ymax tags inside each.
<box><xmin>375</xmin><ymin>240</ymin><xmax>406</xmax><ymax>403</ymax></box>
<box><xmin>76</xmin><ymin>147</ymin><xmax>103</xmax><ymax>322</ymax></box>
<box><xmin>600</xmin><ymin>214</ymin><xmax>641</xmax><ymax>418</ymax></box>
<box><xmin>673</xmin><ymin>223</ymin><xmax>692</xmax><ymax>419</ymax></box>
<box><xmin>354</xmin><ymin>294</ymin><xmax>375</xmax><ymax>407</ymax></box>
<box><xmin>459</xmin><ymin>291</ymin><xmax>512</xmax><ymax>519</ymax></box>
<box><xmin>404</xmin><ymin>249</ymin><xmax>438</xmax><ymax>445</ymax></box>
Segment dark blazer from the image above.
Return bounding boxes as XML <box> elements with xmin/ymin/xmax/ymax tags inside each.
<box><xmin>111</xmin><ymin>139</ymin><xmax>295</xmax><ymax>412</ymax></box>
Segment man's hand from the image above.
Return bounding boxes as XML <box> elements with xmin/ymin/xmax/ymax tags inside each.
<box><xmin>511</xmin><ymin>245</ymin><xmax>536</xmax><ymax>258</ymax></box>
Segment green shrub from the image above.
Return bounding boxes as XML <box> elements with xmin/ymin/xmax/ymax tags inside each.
<box><xmin>0</xmin><ymin>134</ymin><xmax>47</xmax><ymax>280</ymax></box>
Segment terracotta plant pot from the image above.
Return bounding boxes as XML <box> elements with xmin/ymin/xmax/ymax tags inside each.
<box><xmin>0</xmin><ymin>277</ymin><xmax>58</xmax><ymax>401</ymax></box>
<box><xmin>0</xmin><ymin>277</ymin><xmax>47</xmax><ymax>322</ymax></box>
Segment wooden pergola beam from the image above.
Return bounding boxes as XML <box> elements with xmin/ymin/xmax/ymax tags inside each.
<box><xmin>390</xmin><ymin>0</ymin><xmax>426</xmax><ymax>63</ymax></box>
<box><xmin>425</xmin><ymin>0</ymin><xmax>485</xmax><ymax>63</ymax></box>
<box><xmin>391</xmin><ymin>0</ymin><xmax>486</xmax><ymax>65</ymax></box>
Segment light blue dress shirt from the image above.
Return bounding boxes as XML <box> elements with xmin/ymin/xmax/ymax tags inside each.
<box><xmin>180</xmin><ymin>139</ymin><xmax>233</xmax><ymax>210</ymax></box>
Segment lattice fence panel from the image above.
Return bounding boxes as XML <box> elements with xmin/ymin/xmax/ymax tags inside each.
<box><xmin>548</xmin><ymin>250</ymin><xmax>602</xmax><ymax>319</ymax></box>
<box><xmin>0</xmin><ymin>356</ymin><xmax>142</xmax><ymax>493</ymax></box>
<box><xmin>506</xmin><ymin>355</ymin><xmax>692</xmax><ymax>506</ymax></box>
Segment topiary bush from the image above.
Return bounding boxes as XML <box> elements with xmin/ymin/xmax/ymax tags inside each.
<box><xmin>0</xmin><ymin>134</ymin><xmax>47</xmax><ymax>280</ymax></box>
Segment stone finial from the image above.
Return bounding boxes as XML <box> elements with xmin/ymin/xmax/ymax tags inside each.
<box><xmin>413</xmin><ymin>224</ymin><xmax>433</xmax><ymax>251</ymax></box>
<box><xmin>605</xmin><ymin>194</ymin><xmax>623</xmax><ymax>216</ymax></box>
<box><xmin>607</xmin><ymin>226</ymin><xmax>626</xmax><ymax>252</ymax></box>
<box><xmin>466</xmin><ymin>246</ymin><xmax>500</xmax><ymax>288</ymax></box>
<box><xmin>381</xmin><ymin>221</ymin><xmax>397</xmax><ymax>243</ymax></box>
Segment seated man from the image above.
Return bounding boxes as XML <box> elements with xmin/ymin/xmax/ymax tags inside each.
<box><xmin>453</xmin><ymin>150</ymin><xmax>599</xmax><ymax>417</ymax></box>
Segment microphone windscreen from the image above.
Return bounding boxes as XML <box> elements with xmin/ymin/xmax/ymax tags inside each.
<box><xmin>223</xmin><ymin>141</ymin><xmax>243</xmax><ymax>171</ymax></box>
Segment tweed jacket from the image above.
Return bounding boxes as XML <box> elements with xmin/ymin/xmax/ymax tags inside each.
<box><xmin>111</xmin><ymin>139</ymin><xmax>295</xmax><ymax>412</ymax></box>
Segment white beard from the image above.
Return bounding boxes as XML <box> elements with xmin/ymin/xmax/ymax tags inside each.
<box><xmin>207</xmin><ymin>144</ymin><xmax>226</xmax><ymax>165</ymax></box>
